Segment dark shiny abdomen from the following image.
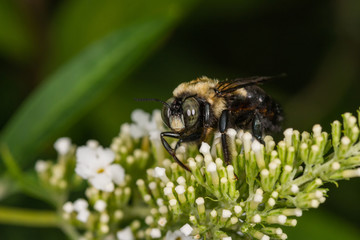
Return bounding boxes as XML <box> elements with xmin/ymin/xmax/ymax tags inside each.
<box><xmin>225</xmin><ymin>85</ymin><xmax>283</xmax><ymax>133</ymax></box>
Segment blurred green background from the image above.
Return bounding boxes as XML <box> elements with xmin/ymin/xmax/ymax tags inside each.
<box><xmin>0</xmin><ymin>0</ymin><xmax>360</xmax><ymax>239</ymax></box>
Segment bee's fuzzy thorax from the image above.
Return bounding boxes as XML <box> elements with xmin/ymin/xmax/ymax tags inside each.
<box><xmin>173</xmin><ymin>76</ymin><xmax>226</xmax><ymax>118</ymax></box>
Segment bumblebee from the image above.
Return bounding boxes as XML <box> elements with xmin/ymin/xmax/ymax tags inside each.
<box><xmin>159</xmin><ymin>76</ymin><xmax>283</xmax><ymax>171</ymax></box>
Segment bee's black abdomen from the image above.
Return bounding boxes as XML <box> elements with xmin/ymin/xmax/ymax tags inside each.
<box><xmin>270</xmin><ymin>101</ymin><xmax>284</xmax><ymax>132</ymax></box>
<box><xmin>225</xmin><ymin>85</ymin><xmax>283</xmax><ymax>134</ymax></box>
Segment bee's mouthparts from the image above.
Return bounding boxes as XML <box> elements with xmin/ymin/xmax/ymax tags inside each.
<box><xmin>170</xmin><ymin>116</ymin><xmax>185</xmax><ymax>132</ymax></box>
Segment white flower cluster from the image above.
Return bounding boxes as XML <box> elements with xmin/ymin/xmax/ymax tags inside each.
<box><xmin>36</xmin><ymin>109</ymin><xmax>360</xmax><ymax>240</ymax></box>
<box><xmin>129</xmin><ymin>109</ymin><xmax>163</xmax><ymax>141</ymax></box>
<box><xmin>75</xmin><ymin>145</ymin><xmax>125</xmax><ymax>192</ymax></box>
<box><xmin>54</xmin><ymin>137</ymin><xmax>72</xmax><ymax>155</ymax></box>
<box><xmin>63</xmin><ymin>198</ymin><xmax>90</xmax><ymax>223</ymax></box>
<box><xmin>34</xmin><ymin>137</ymin><xmax>74</xmax><ymax>189</ymax></box>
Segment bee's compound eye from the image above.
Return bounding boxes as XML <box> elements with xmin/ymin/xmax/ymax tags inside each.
<box><xmin>161</xmin><ymin>97</ymin><xmax>174</xmax><ymax>127</ymax></box>
<box><xmin>182</xmin><ymin>97</ymin><xmax>200</xmax><ymax>127</ymax></box>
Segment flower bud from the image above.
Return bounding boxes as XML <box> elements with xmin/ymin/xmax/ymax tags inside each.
<box><xmin>220</xmin><ymin>177</ymin><xmax>229</xmax><ymax>197</ymax></box>
<box><xmin>220</xmin><ymin>209</ymin><xmax>232</xmax><ymax>225</ymax></box>
<box><xmin>169</xmin><ymin>199</ymin><xmax>181</xmax><ymax>215</ymax></box>
<box><xmin>234</xmin><ymin>205</ymin><xmax>243</xmax><ymax>217</ymax></box>
<box><xmin>175</xmin><ymin>185</ymin><xmax>187</xmax><ymax>204</ymax></box>
<box><xmin>243</xmin><ymin>132</ymin><xmax>253</xmax><ymax>155</ymax></box>
<box><xmin>312</xmin><ymin>124</ymin><xmax>322</xmax><ymax>138</ymax></box>
<box><xmin>154</xmin><ymin>167</ymin><xmax>169</xmax><ymax>183</ymax></box>
<box><xmin>339</xmin><ymin>136</ymin><xmax>351</xmax><ymax>157</ymax></box>
<box><xmin>196</xmin><ymin>197</ymin><xmax>206</xmax><ymax>220</ymax></box>
<box><xmin>277</xmin><ymin>141</ymin><xmax>286</xmax><ymax>163</ymax></box>
<box><xmin>180</xmin><ymin>224</ymin><xmax>193</xmax><ymax>237</ymax></box>
<box><xmin>164</xmin><ymin>187</ymin><xmax>176</xmax><ymax>200</ymax></box>
<box><xmin>266</xmin><ymin>215</ymin><xmax>287</xmax><ymax>225</ymax></box>
<box><xmin>285</xmin><ymin>146</ymin><xmax>295</xmax><ymax>166</ymax></box>
<box><xmin>350</xmin><ymin>126</ymin><xmax>359</xmax><ymax>143</ymax></box>
<box><xmin>207</xmin><ymin>162</ymin><xmax>220</xmax><ymax>192</ymax></box>
<box><xmin>331</xmin><ymin>120</ymin><xmax>341</xmax><ymax>151</ymax></box>
<box><xmin>252</xmin><ymin>140</ymin><xmax>265</xmax><ymax>170</ymax></box>
<box><xmin>189</xmin><ymin>159</ymin><xmax>204</xmax><ymax>185</ymax></box>
<box><xmin>149</xmin><ymin>182</ymin><xmax>160</xmax><ymax>199</ymax></box>
<box><xmin>284</xmin><ymin>128</ymin><xmax>293</xmax><ymax>147</ymax></box>
<box><xmin>280</xmin><ymin>165</ymin><xmax>293</xmax><ymax>184</ymax></box>
<box><xmin>304</xmin><ymin>178</ymin><xmax>322</xmax><ymax>192</ymax></box>
<box><xmin>210</xmin><ymin>209</ymin><xmax>218</xmax><ymax>225</ymax></box>
<box><xmin>187</xmin><ymin>186</ymin><xmax>195</xmax><ymax>205</ymax></box>
<box><xmin>252</xmin><ymin>230</ymin><xmax>270</xmax><ymax>240</ymax></box>
<box><xmin>262</xmin><ymin>227</ymin><xmax>283</xmax><ymax>237</ymax></box>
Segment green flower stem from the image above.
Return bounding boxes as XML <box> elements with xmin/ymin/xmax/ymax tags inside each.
<box><xmin>123</xmin><ymin>206</ymin><xmax>151</xmax><ymax>220</ymax></box>
<box><xmin>58</xmin><ymin>218</ymin><xmax>81</xmax><ymax>240</ymax></box>
<box><xmin>0</xmin><ymin>206</ymin><xmax>59</xmax><ymax>227</ymax></box>
<box><xmin>284</xmin><ymin>142</ymin><xmax>360</xmax><ymax>191</ymax></box>
<box><xmin>0</xmin><ymin>206</ymin><xmax>80</xmax><ymax>240</ymax></box>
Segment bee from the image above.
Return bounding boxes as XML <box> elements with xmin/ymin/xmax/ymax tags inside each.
<box><xmin>142</xmin><ymin>76</ymin><xmax>284</xmax><ymax>171</ymax></box>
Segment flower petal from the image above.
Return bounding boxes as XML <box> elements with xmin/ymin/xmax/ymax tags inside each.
<box><xmin>96</xmin><ymin>147</ymin><xmax>115</xmax><ymax>165</ymax></box>
<box><xmin>76</xmin><ymin>209</ymin><xmax>90</xmax><ymax>223</ymax></box>
<box><xmin>131</xmin><ymin>109</ymin><xmax>150</xmax><ymax>126</ymax></box>
<box><xmin>107</xmin><ymin>164</ymin><xmax>125</xmax><ymax>185</ymax></box>
<box><xmin>76</xmin><ymin>146</ymin><xmax>97</xmax><ymax>163</ymax></box>
<box><xmin>129</xmin><ymin>124</ymin><xmax>145</xmax><ymax>139</ymax></box>
<box><xmin>117</xmin><ymin>227</ymin><xmax>134</xmax><ymax>240</ymax></box>
<box><xmin>54</xmin><ymin>137</ymin><xmax>72</xmax><ymax>155</ymax></box>
<box><xmin>165</xmin><ymin>230</ymin><xmax>193</xmax><ymax>240</ymax></box>
<box><xmin>89</xmin><ymin>173</ymin><xmax>114</xmax><ymax>192</ymax></box>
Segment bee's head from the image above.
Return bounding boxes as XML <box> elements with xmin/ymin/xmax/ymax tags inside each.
<box><xmin>162</xmin><ymin>96</ymin><xmax>200</xmax><ymax>132</ymax></box>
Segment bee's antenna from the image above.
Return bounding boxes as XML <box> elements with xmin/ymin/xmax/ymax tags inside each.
<box><xmin>134</xmin><ymin>98</ymin><xmax>170</xmax><ymax>107</ymax></box>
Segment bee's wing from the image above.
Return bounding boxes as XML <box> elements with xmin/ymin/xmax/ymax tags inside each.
<box><xmin>215</xmin><ymin>74</ymin><xmax>285</xmax><ymax>95</ymax></box>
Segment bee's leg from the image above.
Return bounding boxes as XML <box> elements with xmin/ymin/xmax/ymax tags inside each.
<box><xmin>160</xmin><ymin>132</ymin><xmax>191</xmax><ymax>172</ymax></box>
<box><xmin>219</xmin><ymin>110</ymin><xmax>231</xmax><ymax>165</ymax></box>
<box><xmin>252</xmin><ymin>111</ymin><xmax>265</xmax><ymax>144</ymax></box>
<box><xmin>175</xmin><ymin>132</ymin><xmax>202</xmax><ymax>150</ymax></box>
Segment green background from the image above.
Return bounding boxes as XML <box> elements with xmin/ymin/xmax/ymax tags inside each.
<box><xmin>0</xmin><ymin>0</ymin><xmax>359</xmax><ymax>239</ymax></box>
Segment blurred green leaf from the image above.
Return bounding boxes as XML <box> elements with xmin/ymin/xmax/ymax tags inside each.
<box><xmin>285</xmin><ymin>210</ymin><xmax>360</xmax><ymax>240</ymax></box>
<box><xmin>0</xmin><ymin>175</ymin><xmax>19</xmax><ymax>201</ymax></box>
<box><xmin>0</xmin><ymin>0</ymin><xmax>34</xmax><ymax>61</ymax></box>
<box><xmin>0</xmin><ymin>13</ymin><xmax>187</xmax><ymax>166</ymax></box>
<box><xmin>48</xmin><ymin>0</ymin><xmax>194</xmax><ymax>71</ymax></box>
<box><xmin>0</xmin><ymin>206</ymin><xmax>58</xmax><ymax>227</ymax></box>
<box><xmin>0</xmin><ymin>144</ymin><xmax>60</xmax><ymax>205</ymax></box>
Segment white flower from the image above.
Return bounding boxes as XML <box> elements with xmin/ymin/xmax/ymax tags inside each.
<box><xmin>35</xmin><ymin>160</ymin><xmax>49</xmax><ymax>173</ymax></box>
<box><xmin>165</xmin><ymin>230</ymin><xmax>193</xmax><ymax>240</ymax></box>
<box><xmin>86</xmin><ymin>139</ymin><xmax>99</xmax><ymax>149</ymax></box>
<box><xmin>76</xmin><ymin>209</ymin><xmax>90</xmax><ymax>223</ymax></box>
<box><xmin>73</xmin><ymin>198</ymin><xmax>88</xmax><ymax>212</ymax></box>
<box><xmin>94</xmin><ymin>199</ymin><xmax>107</xmax><ymax>212</ymax></box>
<box><xmin>75</xmin><ymin>146</ymin><xmax>125</xmax><ymax>192</ymax></box>
<box><xmin>62</xmin><ymin>201</ymin><xmax>74</xmax><ymax>213</ymax></box>
<box><xmin>199</xmin><ymin>142</ymin><xmax>211</xmax><ymax>155</ymax></box>
<box><xmin>150</xmin><ymin>228</ymin><xmax>161</xmax><ymax>238</ymax></box>
<box><xmin>72</xmin><ymin>199</ymin><xmax>90</xmax><ymax>223</ymax></box>
<box><xmin>129</xmin><ymin>109</ymin><xmax>163</xmax><ymax>140</ymax></box>
<box><xmin>54</xmin><ymin>137</ymin><xmax>72</xmax><ymax>155</ymax></box>
<box><xmin>180</xmin><ymin>224</ymin><xmax>193</xmax><ymax>236</ymax></box>
<box><xmin>100</xmin><ymin>213</ymin><xmax>110</xmax><ymax>223</ymax></box>
<box><xmin>154</xmin><ymin>167</ymin><xmax>166</xmax><ymax>178</ymax></box>
<box><xmin>117</xmin><ymin>227</ymin><xmax>134</xmax><ymax>240</ymax></box>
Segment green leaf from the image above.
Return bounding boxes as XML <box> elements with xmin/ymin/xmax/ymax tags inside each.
<box><xmin>48</xmin><ymin>0</ymin><xmax>195</xmax><ymax>71</ymax></box>
<box><xmin>0</xmin><ymin>143</ymin><xmax>60</xmax><ymax>205</ymax></box>
<box><xmin>0</xmin><ymin>16</ymin><xmax>180</xmax><ymax>167</ymax></box>
<box><xmin>0</xmin><ymin>206</ymin><xmax>58</xmax><ymax>227</ymax></box>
